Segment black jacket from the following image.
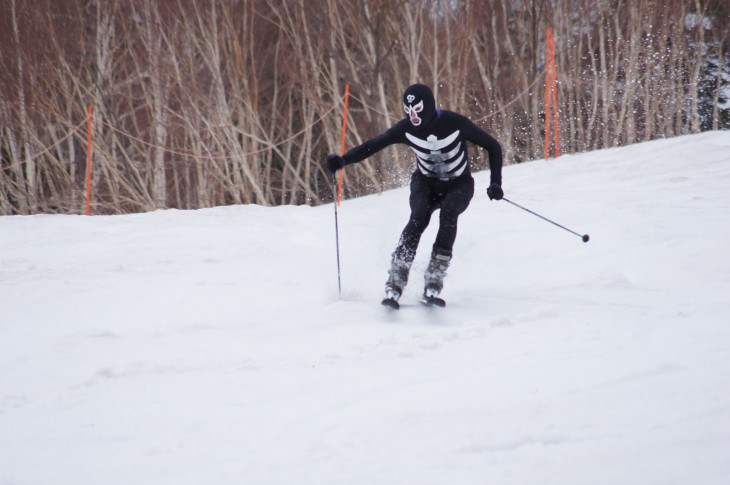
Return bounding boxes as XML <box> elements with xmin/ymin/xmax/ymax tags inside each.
<box><xmin>342</xmin><ymin>110</ymin><xmax>502</xmax><ymax>185</ymax></box>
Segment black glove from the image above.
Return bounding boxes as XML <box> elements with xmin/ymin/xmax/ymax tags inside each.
<box><xmin>487</xmin><ymin>183</ymin><xmax>504</xmax><ymax>201</ymax></box>
<box><xmin>325</xmin><ymin>154</ymin><xmax>345</xmax><ymax>174</ymax></box>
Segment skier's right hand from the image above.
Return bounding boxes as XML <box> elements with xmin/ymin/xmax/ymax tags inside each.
<box><xmin>326</xmin><ymin>154</ymin><xmax>345</xmax><ymax>174</ymax></box>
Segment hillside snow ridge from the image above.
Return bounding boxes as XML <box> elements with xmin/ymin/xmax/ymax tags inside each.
<box><xmin>1</xmin><ymin>132</ymin><xmax>729</xmax><ymax>485</ymax></box>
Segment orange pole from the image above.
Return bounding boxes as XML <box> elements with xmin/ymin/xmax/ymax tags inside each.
<box><xmin>544</xmin><ymin>28</ymin><xmax>559</xmax><ymax>160</ymax></box>
<box><xmin>337</xmin><ymin>83</ymin><xmax>350</xmax><ymax>205</ymax></box>
<box><xmin>551</xmin><ymin>29</ymin><xmax>559</xmax><ymax>158</ymax></box>
<box><xmin>86</xmin><ymin>104</ymin><xmax>93</xmax><ymax>216</ymax></box>
<box><xmin>544</xmin><ymin>28</ymin><xmax>552</xmax><ymax>160</ymax></box>
<box><xmin>544</xmin><ymin>43</ymin><xmax>551</xmax><ymax>160</ymax></box>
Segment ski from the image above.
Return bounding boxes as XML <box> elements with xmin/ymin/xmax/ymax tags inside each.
<box><xmin>381</xmin><ymin>298</ymin><xmax>400</xmax><ymax>310</ymax></box>
<box><xmin>419</xmin><ymin>295</ymin><xmax>446</xmax><ymax>307</ymax></box>
<box><xmin>381</xmin><ymin>296</ymin><xmax>445</xmax><ymax>309</ymax></box>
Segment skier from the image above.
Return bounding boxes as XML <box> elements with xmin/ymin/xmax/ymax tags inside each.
<box><xmin>326</xmin><ymin>83</ymin><xmax>504</xmax><ymax>307</ymax></box>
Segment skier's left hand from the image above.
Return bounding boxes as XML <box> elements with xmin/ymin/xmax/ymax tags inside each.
<box><xmin>487</xmin><ymin>183</ymin><xmax>504</xmax><ymax>200</ymax></box>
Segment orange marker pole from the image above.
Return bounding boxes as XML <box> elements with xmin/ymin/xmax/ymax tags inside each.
<box><xmin>544</xmin><ymin>28</ymin><xmax>552</xmax><ymax>160</ymax></box>
<box><xmin>552</xmin><ymin>51</ymin><xmax>560</xmax><ymax>158</ymax></box>
<box><xmin>337</xmin><ymin>83</ymin><xmax>350</xmax><ymax>205</ymax></box>
<box><xmin>550</xmin><ymin>31</ymin><xmax>556</xmax><ymax>156</ymax></box>
<box><xmin>86</xmin><ymin>104</ymin><xmax>93</xmax><ymax>215</ymax></box>
<box><xmin>332</xmin><ymin>83</ymin><xmax>350</xmax><ymax>298</ymax></box>
<box><xmin>544</xmin><ymin>28</ymin><xmax>559</xmax><ymax>160</ymax></box>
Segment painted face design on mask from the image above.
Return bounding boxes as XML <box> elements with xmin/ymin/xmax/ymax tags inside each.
<box><xmin>402</xmin><ymin>84</ymin><xmax>436</xmax><ymax>128</ymax></box>
<box><xmin>403</xmin><ymin>98</ymin><xmax>425</xmax><ymax>126</ymax></box>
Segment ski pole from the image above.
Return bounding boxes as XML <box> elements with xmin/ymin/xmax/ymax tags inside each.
<box><xmin>332</xmin><ymin>83</ymin><xmax>350</xmax><ymax>298</ymax></box>
<box><xmin>502</xmin><ymin>197</ymin><xmax>590</xmax><ymax>243</ymax></box>
<box><xmin>333</xmin><ymin>174</ymin><xmax>342</xmax><ymax>297</ymax></box>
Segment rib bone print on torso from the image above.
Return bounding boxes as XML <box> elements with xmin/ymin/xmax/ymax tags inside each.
<box><xmin>405</xmin><ymin>130</ymin><xmax>466</xmax><ymax>179</ymax></box>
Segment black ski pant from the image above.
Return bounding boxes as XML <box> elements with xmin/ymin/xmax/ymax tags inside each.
<box><xmin>393</xmin><ymin>171</ymin><xmax>475</xmax><ymax>264</ymax></box>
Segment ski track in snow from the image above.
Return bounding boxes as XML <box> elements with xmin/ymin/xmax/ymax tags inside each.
<box><xmin>1</xmin><ymin>132</ymin><xmax>730</xmax><ymax>485</ymax></box>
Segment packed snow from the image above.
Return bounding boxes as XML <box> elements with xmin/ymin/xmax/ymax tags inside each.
<box><xmin>1</xmin><ymin>131</ymin><xmax>730</xmax><ymax>485</ymax></box>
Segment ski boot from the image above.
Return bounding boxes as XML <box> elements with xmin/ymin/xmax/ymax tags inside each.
<box><xmin>421</xmin><ymin>248</ymin><xmax>451</xmax><ymax>307</ymax></box>
<box><xmin>381</xmin><ymin>257</ymin><xmax>412</xmax><ymax>310</ymax></box>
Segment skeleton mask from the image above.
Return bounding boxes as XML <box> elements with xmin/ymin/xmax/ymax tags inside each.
<box><xmin>402</xmin><ymin>84</ymin><xmax>436</xmax><ymax>127</ymax></box>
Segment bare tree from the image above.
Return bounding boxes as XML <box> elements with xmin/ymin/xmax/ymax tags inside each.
<box><xmin>0</xmin><ymin>0</ymin><xmax>727</xmax><ymax>215</ymax></box>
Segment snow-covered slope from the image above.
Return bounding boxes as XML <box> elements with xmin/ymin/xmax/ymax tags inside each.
<box><xmin>2</xmin><ymin>132</ymin><xmax>729</xmax><ymax>485</ymax></box>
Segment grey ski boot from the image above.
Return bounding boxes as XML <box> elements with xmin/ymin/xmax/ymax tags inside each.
<box><xmin>423</xmin><ymin>248</ymin><xmax>452</xmax><ymax>304</ymax></box>
<box><xmin>382</xmin><ymin>256</ymin><xmax>412</xmax><ymax>309</ymax></box>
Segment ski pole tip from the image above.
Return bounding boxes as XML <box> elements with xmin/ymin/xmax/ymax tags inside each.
<box><xmin>582</xmin><ymin>234</ymin><xmax>590</xmax><ymax>243</ymax></box>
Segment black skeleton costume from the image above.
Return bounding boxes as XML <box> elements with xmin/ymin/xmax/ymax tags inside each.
<box><xmin>326</xmin><ymin>83</ymin><xmax>503</xmax><ymax>302</ymax></box>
